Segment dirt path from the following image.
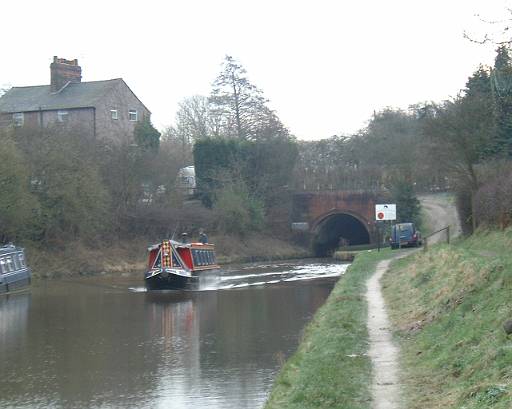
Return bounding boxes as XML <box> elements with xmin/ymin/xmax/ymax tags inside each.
<box><xmin>419</xmin><ymin>194</ymin><xmax>461</xmax><ymax>244</ymax></box>
<box><xmin>366</xmin><ymin>194</ymin><xmax>460</xmax><ymax>408</ymax></box>
<box><xmin>366</xmin><ymin>257</ymin><xmax>404</xmax><ymax>409</ymax></box>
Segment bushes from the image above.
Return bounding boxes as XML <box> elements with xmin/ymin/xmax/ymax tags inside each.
<box><xmin>194</xmin><ymin>137</ymin><xmax>298</xmax><ymax>208</ymax></box>
<box><xmin>473</xmin><ymin>163</ymin><xmax>512</xmax><ymax>229</ymax></box>
<box><xmin>213</xmin><ymin>180</ymin><xmax>265</xmax><ymax>235</ymax></box>
<box><xmin>0</xmin><ymin>134</ymin><xmax>39</xmax><ymax>242</ymax></box>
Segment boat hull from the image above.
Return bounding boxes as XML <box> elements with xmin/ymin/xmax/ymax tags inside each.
<box><xmin>145</xmin><ymin>269</ymin><xmax>219</xmax><ymax>291</ymax></box>
<box><xmin>0</xmin><ymin>269</ymin><xmax>31</xmax><ymax>294</ymax></box>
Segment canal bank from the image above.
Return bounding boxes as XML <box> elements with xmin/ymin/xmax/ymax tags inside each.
<box><xmin>265</xmin><ymin>248</ymin><xmax>396</xmax><ymax>409</ymax></box>
<box><xmin>25</xmin><ymin>232</ymin><xmax>310</xmax><ymax>278</ymax></box>
<box><xmin>382</xmin><ymin>229</ymin><xmax>512</xmax><ymax>408</ymax></box>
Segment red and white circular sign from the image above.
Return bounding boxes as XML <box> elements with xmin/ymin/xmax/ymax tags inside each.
<box><xmin>377</xmin><ymin>212</ymin><xmax>385</xmax><ymax>220</ymax></box>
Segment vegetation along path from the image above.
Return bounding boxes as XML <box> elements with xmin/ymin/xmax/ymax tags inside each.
<box><xmin>366</xmin><ymin>193</ymin><xmax>460</xmax><ymax>409</ymax></box>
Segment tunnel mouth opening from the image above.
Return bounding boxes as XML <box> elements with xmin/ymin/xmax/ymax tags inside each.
<box><xmin>312</xmin><ymin>213</ymin><xmax>370</xmax><ymax>257</ymax></box>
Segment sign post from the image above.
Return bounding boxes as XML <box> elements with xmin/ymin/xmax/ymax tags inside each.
<box><xmin>375</xmin><ymin>204</ymin><xmax>397</xmax><ymax>251</ymax></box>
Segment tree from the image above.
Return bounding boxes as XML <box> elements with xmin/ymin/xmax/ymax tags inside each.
<box><xmin>0</xmin><ymin>131</ymin><xmax>39</xmax><ymax>242</ymax></box>
<box><xmin>209</xmin><ymin>55</ymin><xmax>289</xmax><ymax>141</ymax></box>
<box><xmin>213</xmin><ymin>178</ymin><xmax>264</xmax><ymax>236</ymax></box>
<box><xmin>209</xmin><ymin>56</ymin><xmax>267</xmax><ymax>140</ymax></box>
<box><xmin>491</xmin><ymin>45</ymin><xmax>512</xmax><ymax>155</ymax></box>
<box><xmin>134</xmin><ymin>119</ymin><xmax>161</xmax><ymax>152</ymax></box>
<box><xmin>170</xmin><ymin>95</ymin><xmax>220</xmax><ymax>142</ymax></box>
<box><xmin>390</xmin><ymin>179</ymin><xmax>421</xmax><ymax>225</ymax></box>
<box><xmin>21</xmin><ymin>127</ymin><xmax>109</xmax><ymax>242</ymax></box>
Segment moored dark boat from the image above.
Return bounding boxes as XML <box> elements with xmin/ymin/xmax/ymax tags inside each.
<box><xmin>0</xmin><ymin>244</ymin><xmax>31</xmax><ymax>294</ymax></box>
<box><xmin>144</xmin><ymin>239</ymin><xmax>220</xmax><ymax>290</ymax></box>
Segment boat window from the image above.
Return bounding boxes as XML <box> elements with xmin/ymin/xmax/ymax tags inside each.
<box><xmin>192</xmin><ymin>249</ymin><xmax>199</xmax><ymax>266</ymax></box>
<box><xmin>18</xmin><ymin>252</ymin><xmax>26</xmax><ymax>268</ymax></box>
<box><xmin>206</xmin><ymin>251</ymin><xmax>212</xmax><ymax>264</ymax></box>
<box><xmin>4</xmin><ymin>256</ymin><xmax>13</xmax><ymax>272</ymax></box>
<box><xmin>12</xmin><ymin>253</ymin><xmax>21</xmax><ymax>270</ymax></box>
<box><xmin>0</xmin><ymin>258</ymin><xmax>5</xmax><ymax>274</ymax></box>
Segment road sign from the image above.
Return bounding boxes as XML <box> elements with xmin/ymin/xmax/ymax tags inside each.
<box><xmin>375</xmin><ymin>204</ymin><xmax>396</xmax><ymax>221</ymax></box>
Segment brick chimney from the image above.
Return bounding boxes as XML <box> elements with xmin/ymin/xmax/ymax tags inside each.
<box><xmin>50</xmin><ymin>56</ymin><xmax>82</xmax><ymax>92</ymax></box>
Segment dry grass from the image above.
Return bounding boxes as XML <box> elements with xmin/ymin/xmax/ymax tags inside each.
<box><xmin>382</xmin><ymin>230</ymin><xmax>512</xmax><ymax>409</ymax></box>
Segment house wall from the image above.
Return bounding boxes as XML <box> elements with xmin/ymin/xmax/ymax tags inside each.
<box><xmin>41</xmin><ymin>108</ymin><xmax>95</xmax><ymax>137</ymax></box>
<box><xmin>1</xmin><ymin>109</ymin><xmax>94</xmax><ymax>137</ymax></box>
<box><xmin>0</xmin><ymin>80</ymin><xmax>150</xmax><ymax>143</ymax></box>
<box><xmin>94</xmin><ymin>80</ymin><xmax>151</xmax><ymax>143</ymax></box>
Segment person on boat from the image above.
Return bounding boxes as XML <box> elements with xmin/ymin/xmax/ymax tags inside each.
<box><xmin>181</xmin><ymin>232</ymin><xmax>189</xmax><ymax>244</ymax></box>
<box><xmin>199</xmin><ymin>229</ymin><xmax>208</xmax><ymax>244</ymax></box>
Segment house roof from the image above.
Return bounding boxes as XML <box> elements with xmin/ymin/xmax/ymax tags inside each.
<box><xmin>0</xmin><ymin>78</ymin><xmax>150</xmax><ymax>114</ymax></box>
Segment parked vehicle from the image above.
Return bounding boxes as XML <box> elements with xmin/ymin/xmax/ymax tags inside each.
<box><xmin>390</xmin><ymin>223</ymin><xmax>422</xmax><ymax>249</ymax></box>
<box><xmin>0</xmin><ymin>244</ymin><xmax>31</xmax><ymax>294</ymax></box>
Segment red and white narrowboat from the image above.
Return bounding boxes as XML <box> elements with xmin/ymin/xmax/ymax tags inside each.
<box><xmin>144</xmin><ymin>239</ymin><xmax>220</xmax><ymax>290</ymax></box>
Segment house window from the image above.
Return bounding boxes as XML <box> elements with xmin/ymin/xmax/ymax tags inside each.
<box><xmin>57</xmin><ymin>110</ymin><xmax>69</xmax><ymax>122</ymax></box>
<box><xmin>12</xmin><ymin>113</ymin><xmax>24</xmax><ymax>127</ymax></box>
<box><xmin>111</xmin><ymin>109</ymin><xmax>118</xmax><ymax>120</ymax></box>
<box><xmin>129</xmin><ymin>110</ymin><xmax>138</xmax><ymax>121</ymax></box>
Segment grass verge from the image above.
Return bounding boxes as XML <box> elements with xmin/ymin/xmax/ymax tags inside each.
<box><xmin>264</xmin><ymin>248</ymin><xmax>393</xmax><ymax>409</ymax></box>
<box><xmin>382</xmin><ymin>229</ymin><xmax>512</xmax><ymax>409</ymax></box>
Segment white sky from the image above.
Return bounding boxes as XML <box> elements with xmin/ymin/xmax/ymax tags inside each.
<box><xmin>1</xmin><ymin>0</ymin><xmax>510</xmax><ymax>140</ymax></box>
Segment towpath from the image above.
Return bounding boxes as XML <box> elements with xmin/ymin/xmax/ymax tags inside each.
<box><xmin>365</xmin><ymin>193</ymin><xmax>460</xmax><ymax>409</ymax></box>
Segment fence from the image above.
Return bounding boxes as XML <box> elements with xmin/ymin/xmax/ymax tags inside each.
<box><xmin>423</xmin><ymin>226</ymin><xmax>450</xmax><ymax>252</ymax></box>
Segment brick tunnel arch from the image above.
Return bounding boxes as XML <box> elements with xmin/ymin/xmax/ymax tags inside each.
<box><xmin>311</xmin><ymin>211</ymin><xmax>371</xmax><ymax>256</ymax></box>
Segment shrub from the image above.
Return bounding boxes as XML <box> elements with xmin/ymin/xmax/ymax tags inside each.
<box><xmin>474</xmin><ymin>163</ymin><xmax>512</xmax><ymax>229</ymax></box>
<box><xmin>213</xmin><ymin>180</ymin><xmax>265</xmax><ymax>235</ymax></box>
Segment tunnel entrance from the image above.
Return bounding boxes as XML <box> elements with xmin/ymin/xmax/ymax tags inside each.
<box><xmin>312</xmin><ymin>213</ymin><xmax>370</xmax><ymax>256</ymax></box>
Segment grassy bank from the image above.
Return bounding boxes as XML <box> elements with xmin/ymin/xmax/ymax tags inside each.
<box><xmin>25</xmin><ymin>232</ymin><xmax>310</xmax><ymax>277</ymax></box>
<box><xmin>265</xmin><ymin>248</ymin><xmax>393</xmax><ymax>409</ymax></box>
<box><xmin>382</xmin><ymin>229</ymin><xmax>512</xmax><ymax>408</ymax></box>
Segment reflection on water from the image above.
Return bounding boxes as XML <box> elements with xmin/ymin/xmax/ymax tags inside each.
<box><xmin>0</xmin><ymin>293</ymin><xmax>30</xmax><ymax>350</ymax></box>
<box><xmin>0</xmin><ymin>260</ymin><xmax>346</xmax><ymax>408</ymax></box>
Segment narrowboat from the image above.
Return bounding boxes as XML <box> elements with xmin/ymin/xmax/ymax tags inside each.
<box><xmin>0</xmin><ymin>244</ymin><xmax>31</xmax><ymax>294</ymax></box>
<box><xmin>144</xmin><ymin>239</ymin><xmax>220</xmax><ymax>290</ymax></box>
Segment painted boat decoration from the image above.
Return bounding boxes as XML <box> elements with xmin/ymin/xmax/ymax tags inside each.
<box><xmin>0</xmin><ymin>244</ymin><xmax>31</xmax><ymax>294</ymax></box>
<box><xmin>144</xmin><ymin>239</ymin><xmax>220</xmax><ymax>290</ymax></box>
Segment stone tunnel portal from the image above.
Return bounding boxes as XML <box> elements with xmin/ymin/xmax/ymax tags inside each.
<box><xmin>312</xmin><ymin>212</ymin><xmax>370</xmax><ymax>256</ymax></box>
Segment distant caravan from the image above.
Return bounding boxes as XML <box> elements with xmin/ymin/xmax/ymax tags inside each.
<box><xmin>177</xmin><ymin>166</ymin><xmax>196</xmax><ymax>196</ymax></box>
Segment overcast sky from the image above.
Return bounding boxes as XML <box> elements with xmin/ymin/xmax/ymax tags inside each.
<box><xmin>1</xmin><ymin>0</ymin><xmax>510</xmax><ymax>139</ymax></box>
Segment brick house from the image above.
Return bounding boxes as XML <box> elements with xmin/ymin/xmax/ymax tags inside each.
<box><xmin>0</xmin><ymin>57</ymin><xmax>151</xmax><ymax>142</ymax></box>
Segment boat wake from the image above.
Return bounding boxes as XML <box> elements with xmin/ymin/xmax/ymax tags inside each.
<box><xmin>130</xmin><ymin>262</ymin><xmax>349</xmax><ymax>292</ymax></box>
<box><xmin>212</xmin><ymin>262</ymin><xmax>348</xmax><ymax>290</ymax></box>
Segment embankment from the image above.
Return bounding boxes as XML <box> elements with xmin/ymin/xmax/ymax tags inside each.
<box><xmin>382</xmin><ymin>229</ymin><xmax>512</xmax><ymax>408</ymax></box>
<box><xmin>265</xmin><ymin>248</ymin><xmax>393</xmax><ymax>409</ymax></box>
<box><xmin>26</xmin><ymin>232</ymin><xmax>310</xmax><ymax>278</ymax></box>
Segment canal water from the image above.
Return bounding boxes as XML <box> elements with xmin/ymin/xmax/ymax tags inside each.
<box><xmin>0</xmin><ymin>260</ymin><xmax>348</xmax><ymax>409</ymax></box>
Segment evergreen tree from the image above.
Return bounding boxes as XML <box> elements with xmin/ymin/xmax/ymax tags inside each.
<box><xmin>209</xmin><ymin>56</ymin><xmax>289</xmax><ymax>141</ymax></box>
<box><xmin>134</xmin><ymin>119</ymin><xmax>161</xmax><ymax>152</ymax></box>
<box><xmin>491</xmin><ymin>45</ymin><xmax>512</xmax><ymax>155</ymax></box>
<box><xmin>390</xmin><ymin>179</ymin><xmax>421</xmax><ymax>225</ymax></box>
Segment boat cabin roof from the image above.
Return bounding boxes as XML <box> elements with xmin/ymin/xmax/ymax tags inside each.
<box><xmin>147</xmin><ymin>240</ymin><xmax>214</xmax><ymax>252</ymax></box>
<box><xmin>0</xmin><ymin>244</ymin><xmax>22</xmax><ymax>255</ymax></box>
